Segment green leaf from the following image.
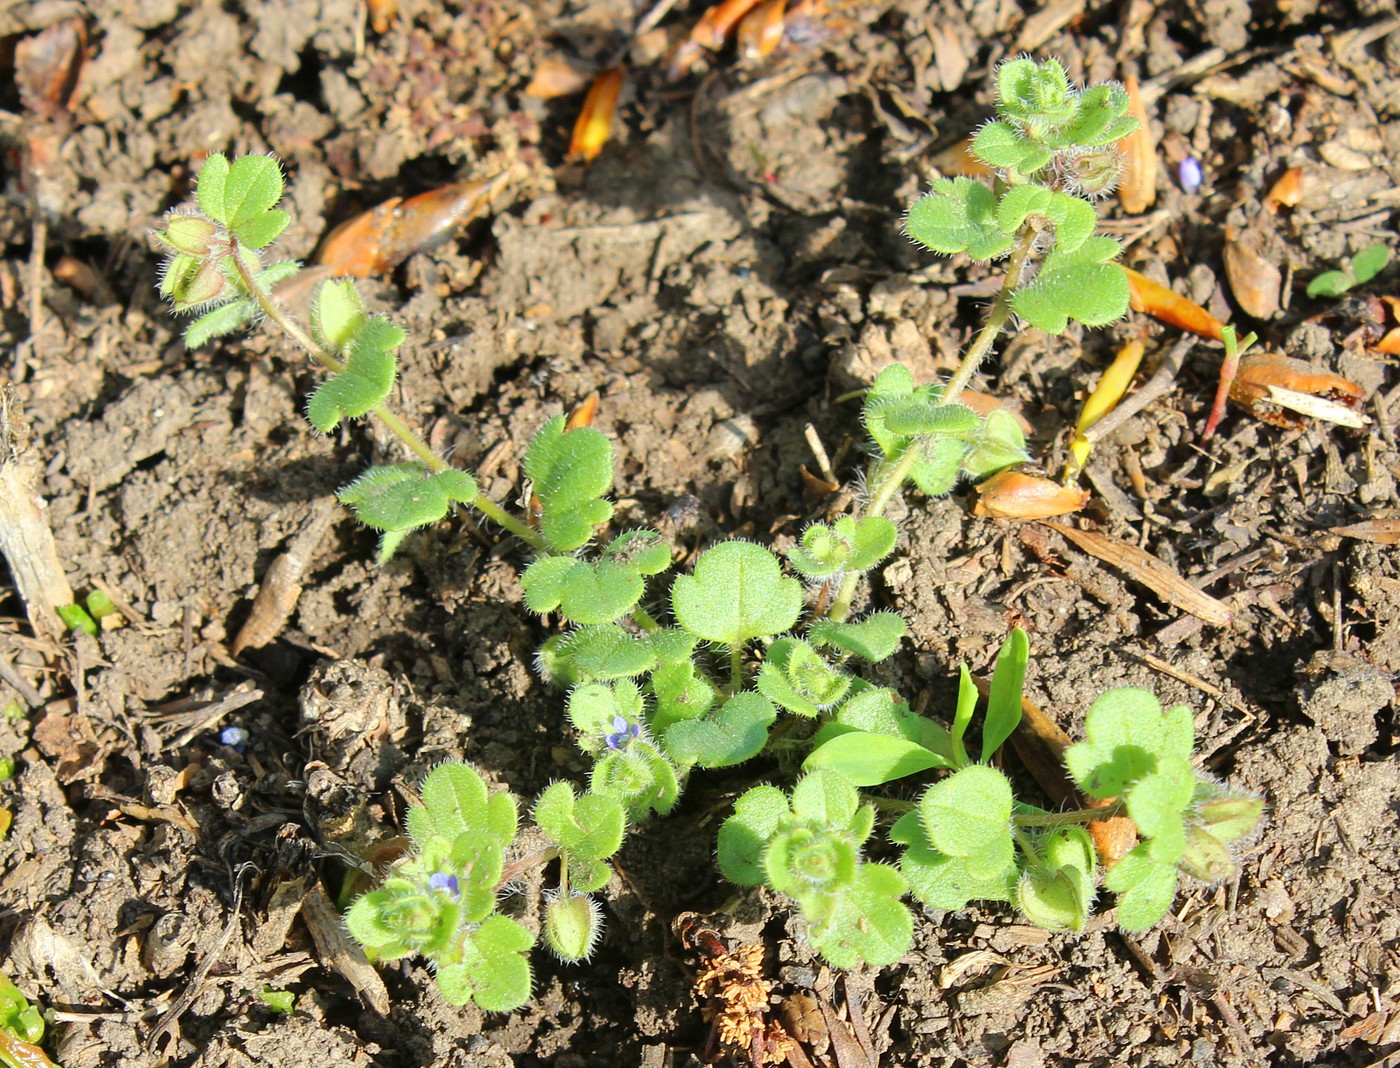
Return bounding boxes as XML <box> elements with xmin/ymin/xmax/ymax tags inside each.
<box><xmin>1043</xmin><ymin>191</ymin><xmax>1098</xmax><ymax>254</ymax></box>
<box><xmin>808</xmin><ymin>864</ymin><xmax>913</xmax><ymax>969</ymax></box>
<box><xmin>809</xmin><ymin>612</ymin><xmax>907</xmax><ymax>662</ymax></box>
<box><xmin>442</xmin><ymin>915</ymin><xmax>534</xmax><ymax>1011</ymax></box>
<box><xmin>718</xmin><ymin>785</ymin><xmax>791</xmax><ymax>885</ymax></box>
<box><xmin>787</xmin><ymin>516</ymin><xmax>897</xmax><ymax>579</ymax></box>
<box><xmin>313</xmin><ymin>278</ymin><xmax>367</xmax><ymax>351</ymax></box>
<box><xmin>1306</xmin><ymin>269</ymin><xmax>1353</xmax><ymax>299</ymax></box>
<box><xmin>1011</xmin><ymin>235</ymin><xmax>1129</xmax><ymax>334</ymax></box>
<box><xmin>533</xmin><ymin>783</ymin><xmax>625</xmax><ymax>870</ymax></box>
<box><xmin>919</xmin><ymin>764</ymin><xmax>1014</xmax><ymax>877</ymax></box>
<box><xmin>995</xmin><ymin>185</ymin><xmax>1053</xmax><ymax>232</ymax></box>
<box><xmin>234</xmin><ymin>208</ymin><xmax>290</xmax><ymax>250</ymax></box>
<box><xmin>981</xmin><ymin>627</ymin><xmax>1027</xmax><ymax>763</ymax></box>
<box><xmin>961</xmin><ymin>408</ymin><xmax>1029</xmax><ymax>481</ymax></box>
<box><xmin>790</xmin><ymin>768</ymin><xmax>862</xmax><ymax>830</ymax></box>
<box><xmin>803</xmin><ymin>730</ymin><xmax>950</xmax><ymax>786</ymax></box>
<box><xmin>1123</xmin><ymin>755</ymin><xmax>1196</xmax><ymax>851</ymax></box>
<box><xmin>910</xmin><ymin>435</ymin><xmax>970</xmax><ymax>497</ymax></box>
<box><xmin>1061</xmin><ymin>83</ymin><xmax>1133</xmax><ymax>146</ymax></box>
<box><xmin>950</xmin><ymin>664</ymin><xmax>977</xmax><ymax>768</ymax></box>
<box><xmin>905</xmin><ymin>177</ymin><xmax>1016</xmax><ymax>259</ymax></box>
<box><xmin>1017</xmin><ymin>826</ymin><xmax>1096</xmax><ymax>932</ymax></box>
<box><xmin>1063</xmin><ymin>688</ymin><xmax>1194</xmax><ymax>798</ymax></box>
<box><xmin>970</xmin><ymin>121</ymin><xmax>1053</xmax><ymax>174</ymax></box>
<box><xmin>221</xmin><ymin>155</ymin><xmax>285</xmax><ymax>228</ymax></box>
<box><xmin>671</xmin><ymin>541</ymin><xmax>803</xmax><ymax>646</ymax></box>
<box><xmin>557</xmin><ymin>625</ymin><xmax>658</xmax><ymax>681</ymax></box>
<box><xmin>520</xmin><ymin>556</ymin><xmax>645</xmax><ymax>624</ymax></box>
<box><xmin>306</xmin><ymin>315</ymin><xmax>404</xmax><ymax>431</ymax></box>
<box><xmin>664</xmin><ymin>691</ymin><xmax>776</xmax><ymax>768</ymax></box>
<box><xmin>410</xmin><ymin>763</ymin><xmax>493</xmax><ymax>846</ymax></box>
<box><xmin>895</xmin><ymin>812</ymin><xmax>1017</xmax><ymax>911</ymax></box>
<box><xmin>195</xmin><ymin>153</ymin><xmax>231</xmax><ymax>222</ymax></box>
<box><xmin>338</xmin><ymin>465</ymin><xmax>479</xmax><ymax>554</ymax></box>
<box><xmin>525</xmin><ymin>416</ymin><xmax>615</xmax><ymax>552</ymax></box>
<box><xmin>649</xmin><ymin>661</ymin><xmax>716</xmax><ymax>733</ymax></box>
<box><xmin>567</xmin><ymin>680</ymin><xmax>643</xmax><ymax>742</ymax></box>
<box><xmin>649</xmin><ymin>627</ymin><xmax>699</xmax><ymax>664</ymax></box>
<box><xmin>1351</xmin><ymin>242</ymin><xmax>1390</xmax><ymax>285</ymax></box>
<box><xmin>1104</xmin><ymin>844</ymin><xmax>1179</xmax><ymax>931</ymax></box>
<box><xmin>183</xmin><ymin>298</ymin><xmax>257</xmax><ymax>347</ymax></box>
<box><xmin>997</xmin><ymin>57</ymin><xmax>1076</xmax><ymax>129</ymax></box>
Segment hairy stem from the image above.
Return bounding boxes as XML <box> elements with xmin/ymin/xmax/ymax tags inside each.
<box><xmin>228</xmin><ymin>249</ymin><xmax>546</xmax><ymax>549</ymax></box>
<box><xmin>728</xmin><ymin>642</ymin><xmax>743</xmax><ymax>694</ymax></box>
<box><xmin>939</xmin><ymin>223</ymin><xmax>1040</xmax><ymax>408</ymax></box>
<box><xmin>1013</xmin><ymin>799</ymin><xmax>1126</xmax><ymax>828</ymax></box>
<box><xmin>496</xmin><ymin>846</ymin><xmax>560</xmax><ymax>892</ymax></box>
<box><xmin>827</xmin><ymin>441</ymin><xmax>924</xmax><ymax>622</ymax></box>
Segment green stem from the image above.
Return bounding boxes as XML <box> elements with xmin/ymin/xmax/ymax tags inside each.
<box><xmin>495</xmin><ymin>846</ymin><xmax>559</xmax><ymax>893</ymax></box>
<box><xmin>827</xmin><ymin>443</ymin><xmax>924</xmax><ymax>622</ymax></box>
<box><xmin>939</xmin><ymin>223</ymin><xmax>1040</xmax><ymax>408</ymax></box>
<box><xmin>630</xmin><ymin>605</ymin><xmax>662</xmax><ymax>633</ymax></box>
<box><xmin>1013</xmin><ymin>826</ymin><xmax>1042</xmax><ymax>866</ymax></box>
<box><xmin>1013</xmin><ymin>799</ymin><xmax>1125</xmax><ymax>828</ymax></box>
<box><xmin>228</xmin><ymin>247</ymin><xmax>547</xmax><ymax>550</ymax></box>
<box><xmin>869</xmin><ymin>796</ymin><xmax>915</xmax><ymax>815</ymax></box>
<box><xmin>728</xmin><ymin>643</ymin><xmax>743</xmax><ymax>694</ymax></box>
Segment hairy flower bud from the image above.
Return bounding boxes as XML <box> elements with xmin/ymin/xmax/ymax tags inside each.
<box><xmin>156</xmin><ymin>213</ymin><xmax>219</xmax><ymax>257</ymax></box>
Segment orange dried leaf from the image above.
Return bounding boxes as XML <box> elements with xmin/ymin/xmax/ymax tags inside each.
<box><xmin>525</xmin><ymin>58</ymin><xmax>593</xmax><ymax>101</ymax></box>
<box><xmin>738</xmin><ymin>0</ymin><xmax>787</xmax><ymax>59</ymax></box>
<box><xmin>973</xmin><ymin>471</ymin><xmax>1089</xmax><ymax>520</ymax></box>
<box><xmin>1228</xmin><ymin>355</ymin><xmax>1366</xmax><ymax>429</ymax></box>
<box><xmin>568</xmin><ymin>67</ymin><xmax>624</xmax><ymax>164</ymax></box>
<box><xmin>316</xmin><ymin>173</ymin><xmax>512</xmax><ymax>278</ymax></box>
<box><xmin>566</xmin><ymin>393</ymin><xmax>600</xmax><ymax>431</ymax></box>
<box><xmin>1123</xmin><ymin>266</ymin><xmax>1225</xmax><ymax>341</ymax></box>
<box><xmin>1042</xmin><ymin>521</ymin><xmax>1233</xmax><ymax>626</ymax></box>
<box><xmin>1263</xmin><ymin>166</ymin><xmax>1306</xmax><ymax>213</ymax></box>
<box><xmin>1118</xmin><ymin>76</ymin><xmax>1157</xmax><ymax>214</ymax></box>
<box><xmin>1223</xmin><ymin>232</ymin><xmax>1282</xmax><ymax>320</ymax></box>
<box><xmin>963</xmin><ymin>390</ymin><xmax>1035</xmax><ymax>434</ymax></box>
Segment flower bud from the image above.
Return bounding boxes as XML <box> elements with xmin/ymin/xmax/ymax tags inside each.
<box><xmin>1064</xmin><ymin>145</ymin><xmax>1126</xmax><ymax>198</ymax></box>
<box><xmin>543</xmin><ymin>891</ymin><xmax>603</xmax><ymax>962</ymax></box>
<box><xmin>1193</xmin><ymin>790</ymin><xmax>1265</xmax><ymax>845</ymax></box>
<box><xmin>157</xmin><ymin>214</ymin><xmax>219</xmax><ymax>257</ymax></box>
<box><xmin>1177</xmin><ymin>825</ymin><xmax>1234</xmax><ymax>883</ymax></box>
<box><xmin>177</xmin><ymin>258</ymin><xmax>229</xmax><ymax>310</ymax></box>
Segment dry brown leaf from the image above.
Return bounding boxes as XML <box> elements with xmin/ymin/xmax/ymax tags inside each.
<box><xmin>974</xmin><ymin>471</ymin><xmax>1088</xmax><ymax>520</ymax></box>
<box><xmin>1223</xmin><ymin>230</ymin><xmax>1282</xmax><ymax>320</ymax></box>
<box><xmin>1330</xmin><ymin>519</ymin><xmax>1400</xmax><ymax>545</ymax></box>
<box><xmin>1041</xmin><ymin>522</ymin><xmax>1233</xmax><ymax>626</ymax></box>
<box><xmin>1263</xmin><ymin>165</ymin><xmax>1306</xmax><ymax>212</ymax></box>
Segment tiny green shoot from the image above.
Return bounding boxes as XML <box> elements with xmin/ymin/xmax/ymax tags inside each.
<box><xmin>1306</xmin><ymin>241</ymin><xmax>1391</xmax><ymax>299</ymax></box>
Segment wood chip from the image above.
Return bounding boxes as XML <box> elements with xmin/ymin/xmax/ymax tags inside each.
<box><xmin>1041</xmin><ymin>522</ymin><xmax>1233</xmax><ymax>626</ymax></box>
<box><xmin>302</xmin><ymin>883</ymin><xmax>390</xmax><ymax>1015</ymax></box>
<box><xmin>1330</xmin><ymin>518</ymin><xmax>1400</xmax><ymax>545</ymax></box>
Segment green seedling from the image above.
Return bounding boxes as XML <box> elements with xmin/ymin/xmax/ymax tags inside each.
<box><xmin>0</xmin><ymin>972</ymin><xmax>57</xmax><ymax>1068</ymax></box>
<box><xmin>1306</xmin><ymin>241</ymin><xmax>1390</xmax><ymax>299</ymax></box>
<box><xmin>161</xmin><ymin>54</ymin><xmax>1262</xmax><ymax>1009</ymax></box>
<box><xmin>256</xmin><ymin>987</ymin><xmax>296</xmax><ymax>1014</ymax></box>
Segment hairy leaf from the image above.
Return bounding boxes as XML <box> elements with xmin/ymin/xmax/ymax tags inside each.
<box><xmin>671</xmin><ymin>542</ymin><xmax>802</xmax><ymax>646</ymax></box>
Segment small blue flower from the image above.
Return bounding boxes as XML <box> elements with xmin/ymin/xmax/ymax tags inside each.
<box><xmin>1178</xmin><ymin>157</ymin><xmax>1203</xmax><ymax>195</ymax></box>
<box><xmin>428</xmin><ymin>872</ymin><xmax>460</xmax><ymax>901</ymax></box>
<box><xmin>604</xmin><ymin>715</ymin><xmax>640</xmax><ymax>751</ymax></box>
<box><xmin>220</xmin><ymin>726</ymin><xmax>249</xmax><ymax>753</ymax></box>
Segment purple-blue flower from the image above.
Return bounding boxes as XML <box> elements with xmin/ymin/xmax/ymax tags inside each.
<box><xmin>604</xmin><ymin>715</ymin><xmax>640</xmax><ymax>751</ymax></box>
<box><xmin>1178</xmin><ymin>157</ymin><xmax>1203</xmax><ymax>195</ymax></box>
<box><xmin>428</xmin><ymin>872</ymin><xmax>460</xmax><ymax>901</ymax></box>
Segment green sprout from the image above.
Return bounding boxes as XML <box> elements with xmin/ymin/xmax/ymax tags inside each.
<box><xmin>1306</xmin><ymin>241</ymin><xmax>1391</xmax><ymax>299</ymax></box>
<box><xmin>0</xmin><ymin>972</ymin><xmax>57</xmax><ymax>1068</ymax></box>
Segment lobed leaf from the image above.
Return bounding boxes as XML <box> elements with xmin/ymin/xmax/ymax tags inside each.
<box><xmin>671</xmin><ymin>542</ymin><xmax>802</xmax><ymax>646</ymax></box>
<box><xmin>1103</xmin><ymin>844</ymin><xmax>1179</xmax><ymax>930</ymax></box>
<box><xmin>663</xmin><ymin>691</ymin><xmax>776</xmax><ymax>768</ymax></box>
<box><xmin>438</xmin><ymin>915</ymin><xmax>534</xmax><ymax>1011</ymax></box>
<box><xmin>718</xmin><ymin>785</ymin><xmax>791</xmax><ymax>885</ymax></box>
<box><xmin>557</xmin><ymin>625</ymin><xmax>657</xmax><ymax>681</ymax></box>
<box><xmin>807</xmin><ymin>864</ymin><xmax>913</xmax><ymax>969</ymax></box>
<box><xmin>919</xmin><ymin>764</ymin><xmax>1014</xmax><ymax>877</ymax></box>
<box><xmin>1011</xmin><ymin>235</ymin><xmax>1130</xmax><ymax>334</ymax></box>
<box><xmin>524</xmin><ymin>416</ymin><xmax>615</xmax><ymax>552</ymax></box>
<box><xmin>810</xmin><ymin>612</ymin><xmax>907</xmax><ymax>662</ymax></box>
<box><xmin>1063</xmin><ymin>687</ymin><xmax>1194</xmax><ymax>798</ymax></box>
<box><xmin>905</xmin><ymin>177</ymin><xmax>1015</xmax><ymax>259</ymax></box>
<box><xmin>306</xmin><ymin>315</ymin><xmax>404</xmax><ymax>431</ymax></box>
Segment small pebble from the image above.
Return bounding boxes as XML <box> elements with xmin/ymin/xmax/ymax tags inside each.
<box><xmin>1178</xmin><ymin>157</ymin><xmax>1203</xmax><ymax>194</ymax></box>
<box><xmin>220</xmin><ymin>726</ymin><xmax>249</xmax><ymax>751</ymax></box>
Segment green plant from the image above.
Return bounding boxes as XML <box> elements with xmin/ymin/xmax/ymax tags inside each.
<box><xmin>0</xmin><ymin>972</ymin><xmax>57</xmax><ymax>1068</ymax></box>
<box><xmin>904</xmin><ymin>56</ymin><xmax>1137</xmax><ymax>410</ymax></box>
<box><xmin>1306</xmin><ymin>241</ymin><xmax>1390</xmax><ymax>299</ymax></box>
<box><xmin>153</xmin><ymin>56</ymin><xmax>1263</xmax><ymax>1012</ymax></box>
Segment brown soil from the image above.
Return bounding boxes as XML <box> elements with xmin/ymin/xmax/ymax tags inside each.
<box><xmin>1</xmin><ymin>1</ymin><xmax>1397</xmax><ymax>1066</ymax></box>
